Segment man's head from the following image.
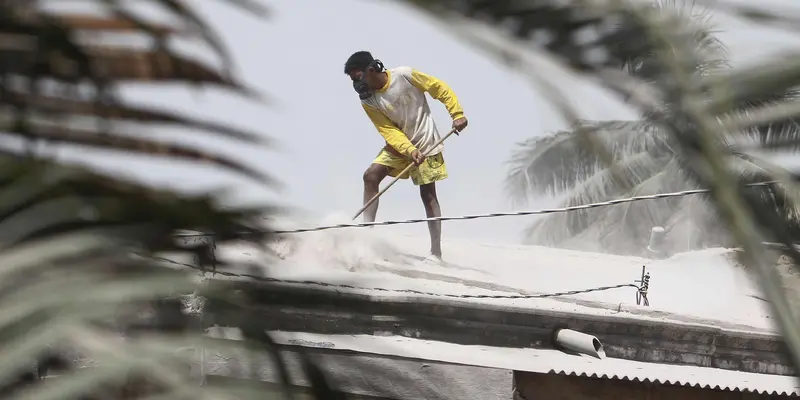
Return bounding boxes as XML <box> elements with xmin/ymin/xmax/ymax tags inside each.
<box><xmin>344</xmin><ymin>51</ymin><xmax>385</xmax><ymax>96</ymax></box>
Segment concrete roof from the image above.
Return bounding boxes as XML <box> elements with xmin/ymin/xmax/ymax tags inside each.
<box><xmin>210</xmin><ymin>227</ymin><xmax>778</xmax><ymax>334</ymax></box>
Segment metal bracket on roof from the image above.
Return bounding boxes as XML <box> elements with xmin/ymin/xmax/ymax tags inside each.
<box><xmin>635</xmin><ymin>265</ymin><xmax>650</xmax><ymax>306</ymax></box>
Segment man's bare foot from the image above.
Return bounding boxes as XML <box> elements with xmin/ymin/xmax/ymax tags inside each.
<box><xmin>421</xmin><ymin>254</ymin><xmax>444</xmax><ymax>265</ymax></box>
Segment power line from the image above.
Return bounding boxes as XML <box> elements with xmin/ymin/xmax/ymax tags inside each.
<box><xmin>149</xmin><ymin>255</ymin><xmax>651</xmax><ymax>306</ymax></box>
<box><xmin>169</xmin><ymin>181</ymin><xmax>780</xmax><ymax>238</ymax></box>
<box><xmin>270</xmin><ymin>181</ymin><xmax>779</xmax><ymax>235</ymax></box>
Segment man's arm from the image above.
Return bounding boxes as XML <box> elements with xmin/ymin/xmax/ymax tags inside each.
<box><xmin>361</xmin><ymin>103</ymin><xmax>417</xmax><ymax>157</ymax></box>
<box><xmin>406</xmin><ymin>69</ymin><xmax>464</xmax><ymax>121</ymax></box>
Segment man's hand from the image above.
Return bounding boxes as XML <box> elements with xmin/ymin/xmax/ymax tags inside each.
<box><xmin>453</xmin><ymin>117</ymin><xmax>468</xmax><ymax>133</ymax></box>
<box><xmin>410</xmin><ymin>149</ymin><xmax>425</xmax><ymax>165</ymax></box>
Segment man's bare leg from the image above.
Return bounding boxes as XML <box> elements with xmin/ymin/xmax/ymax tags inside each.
<box><xmin>419</xmin><ymin>182</ymin><xmax>442</xmax><ymax>258</ymax></box>
<box><xmin>362</xmin><ymin>164</ymin><xmax>390</xmax><ymax>222</ymax></box>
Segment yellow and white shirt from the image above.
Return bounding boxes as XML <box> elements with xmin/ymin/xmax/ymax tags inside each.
<box><xmin>361</xmin><ymin>66</ymin><xmax>464</xmax><ymax>157</ymax></box>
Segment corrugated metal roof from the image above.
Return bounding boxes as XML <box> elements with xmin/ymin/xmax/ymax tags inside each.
<box><xmin>541</xmin><ymin>356</ymin><xmax>800</xmax><ymax>396</ymax></box>
<box><xmin>553</xmin><ymin>370</ymin><xmax>797</xmax><ymax>396</ymax></box>
<box><xmin>258</xmin><ymin>330</ymin><xmax>800</xmax><ymax>397</ymax></box>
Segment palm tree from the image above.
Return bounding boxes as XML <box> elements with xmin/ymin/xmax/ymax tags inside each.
<box><xmin>0</xmin><ymin>1</ymin><xmax>303</xmax><ymax>398</ymax></box>
<box><xmin>495</xmin><ymin>1</ymin><xmax>800</xmax><ymax>256</ymax></box>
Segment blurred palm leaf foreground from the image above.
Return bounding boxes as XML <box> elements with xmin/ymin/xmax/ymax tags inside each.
<box><xmin>0</xmin><ymin>0</ymin><xmax>322</xmax><ymax>398</ymax></box>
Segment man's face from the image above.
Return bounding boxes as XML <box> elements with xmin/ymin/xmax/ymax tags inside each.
<box><xmin>349</xmin><ymin>68</ymin><xmax>371</xmax><ymax>99</ymax></box>
<box><xmin>349</xmin><ymin>67</ymin><xmax>380</xmax><ymax>89</ymax></box>
<box><xmin>347</xmin><ymin>69</ymin><xmax>364</xmax><ymax>83</ymax></box>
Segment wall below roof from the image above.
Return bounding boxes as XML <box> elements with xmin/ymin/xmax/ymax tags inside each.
<box><xmin>207</xmin><ymin>279</ymin><xmax>796</xmax><ymax>376</ymax></box>
<box><xmin>204</xmin><ymin>344</ymin><xmax>512</xmax><ymax>399</ymax></box>
<box><xmin>513</xmin><ymin>371</ymin><xmax>793</xmax><ymax>400</ymax></box>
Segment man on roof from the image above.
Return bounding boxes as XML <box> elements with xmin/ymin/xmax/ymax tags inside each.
<box><xmin>344</xmin><ymin>51</ymin><xmax>468</xmax><ymax>263</ymax></box>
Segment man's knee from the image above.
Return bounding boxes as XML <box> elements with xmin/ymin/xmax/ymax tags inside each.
<box><xmin>419</xmin><ymin>183</ymin><xmax>438</xmax><ymax>203</ymax></box>
<box><xmin>363</xmin><ymin>165</ymin><xmax>386</xmax><ymax>186</ymax></box>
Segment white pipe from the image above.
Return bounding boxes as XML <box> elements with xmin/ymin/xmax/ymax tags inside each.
<box><xmin>647</xmin><ymin>226</ymin><xmax>665</xmax><ymax>254</ymax></box>
<box><xmin>554</xmin><ymin>329</ymin><xmax>606</xmax><ymax>359</ymax></box>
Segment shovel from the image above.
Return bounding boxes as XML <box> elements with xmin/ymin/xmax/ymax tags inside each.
<box><xmin>352</xmin><ymin>127</ymin><xmax>459</xmax><ymax>220</ymax></box>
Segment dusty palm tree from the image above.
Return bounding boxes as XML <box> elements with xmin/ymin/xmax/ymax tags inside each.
<box><xmin>496</xmin><ymin>1</ymin><xmax>800</xmax><ymax>256</ymax></box>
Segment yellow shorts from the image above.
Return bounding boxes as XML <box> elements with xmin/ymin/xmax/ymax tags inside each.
<box><xmin>372</xmin><ymin>149</ymin><xmax>448</xmax><ymax>186</ymax></box>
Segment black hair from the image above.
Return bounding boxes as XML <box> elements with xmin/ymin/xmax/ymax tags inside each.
<box><xmin>344</xmin><ymin>51</ymin><xmax>375</xmax><ymax>75</ymax></box>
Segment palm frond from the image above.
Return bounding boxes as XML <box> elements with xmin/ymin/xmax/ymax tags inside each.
<box><xmin>0</xmin><ymin>155</ymin><xmax>276</xmax><ymax>397</ymax></box>
<box><xmin>590</xmin><ymin>158</ymin><xmax>692</xmax><ymax>254</ymax></box>
<box><xmin>219</xmin><ymin>0</ymin><xmax>270</xmax><ymax>17</ymax></box>
<box><xmin>745</xmin><ymin>122</ymin><xmax>800</xmax><ymax>153</ymax></box>
<box><xmin>404</xmin><ymin>0</ymin><xmax>720</xmax><ymax>80</ymax></box>
<box><xmin>17</xmin><ymin>47</ymin><xmax>249</xmax><ymax>91</ymax></box>
<box><xmin>522</xmin><ymin>152</ymin><xmax>671</xmax><ymax>246</ymax></box>
<box><xmin>505</xmin><ymin>130</ymin><xmax>596</xmax><ymax>204</ymax></box>
<box><xmin>505</xmin><ymin>120</ymin><xmax>673</xmax><ymax>205</ymax></box>
<box><xmin>400</xmin><ymin>0</ymin><xmax>637</xmax><ymax>74</ymax></box>
<box><xmin>53</xmin><ymin>14</ymin><xmax>179</xmax><ymax>35</ymax></box>
<box><xmin>611</xmin><ymin>0</ymin><xmax>729</xmax><ymax>81</ymax></box>
<box><xmin>0</xmin><ymin>122</ymin><xmax>274</xmax><ymax>183</ymax></box>
<box><xmin>729</xmin><ymin>87</ymin><xmax>800</xmax><ymax>151</ymax></box>
<box><xmin>132</xmin><ymin>0</ymin><xmax>234</xmax><ymax>72</ymax></box>
<box><xmin>0</xmin><ymin>158</ymin><xmax>269</xmax><ymax>245</ymax></box>
<box><xmin>731</xmin><ymin>155</ymin><xmax>800</xmax><ymax>223</ymax></box>
<box><xmin>733</xmin><ymin>87</ymin><xmax>800</xmax><ymax>115</ymax></box>
<box><xmin>660</xmin><ymin>168</ymin><xmax>764</xmax><ymax>253</ymax></box>
<box><xmin>0</xmin><ymin>1</ymin><xmax>265</xmax><ymax>162</ymax></box>
<box><xmin>0</xmin><ymin>2</ymin><xmax>317</xmax><ymax>397</ymax></box>
<box><xmin>661</xmin><ymin>151</ymin><xmax>800</xmax><ymax>253</ymax></box>
<box><xmin>2</xmin><ymin>91</ymin><xmax>267</xmax><ymax>143</ymax></box>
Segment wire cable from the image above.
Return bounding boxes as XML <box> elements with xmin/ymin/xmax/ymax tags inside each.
<box><xmin>150</xmin><ymin>255</ymin><xmax>650</xmax><ymax>305</ymax></box>
<box><xmin>265</xmin><ymin>181</ymin><xmax>780</xmax><ymax>235</ymax></box>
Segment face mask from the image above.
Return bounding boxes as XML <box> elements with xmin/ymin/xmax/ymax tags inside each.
<box><xmin>353</xmin><ymin>78</ymin><xmax>371</xmax><ymax>100</ymax></box>
<box><xmin>352</xmin><ymin>59</ymin><xmax>385</xmax><ymax>100</ymax></box>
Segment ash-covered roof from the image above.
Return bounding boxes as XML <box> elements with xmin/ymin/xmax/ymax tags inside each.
<box><xmin>213</xmin><ymin>226</ymin><xmax>778</xmax><ymax>334</ymax></box>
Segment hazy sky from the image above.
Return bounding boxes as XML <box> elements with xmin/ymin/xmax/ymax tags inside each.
<box><xmin>43</xmin><ymin>0</ymin><xmax>800</xmax><ymax>244</ymax></box>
